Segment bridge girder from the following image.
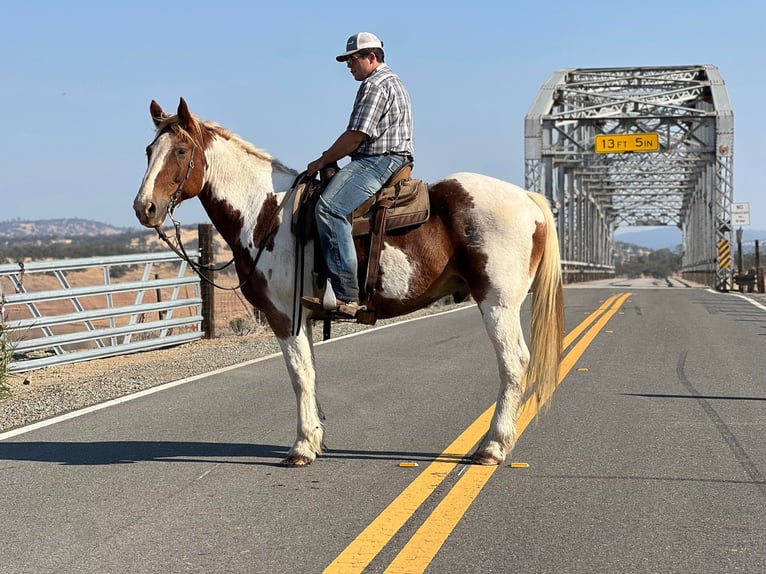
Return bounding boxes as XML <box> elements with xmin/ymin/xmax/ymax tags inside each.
<box><xmin>524</xmin><ymin>65</ymin><xmax>734</xmax><ymax>288</ymax></box>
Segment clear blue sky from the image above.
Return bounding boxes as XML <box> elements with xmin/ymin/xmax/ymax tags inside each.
<box><xmin>1</xmin><ymin>0</ymin><xmax>764</xmax><ymax>233</ymax></box>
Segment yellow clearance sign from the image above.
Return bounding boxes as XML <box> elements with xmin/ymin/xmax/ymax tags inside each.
<box><xmin>595</xmin><ymin>133</ymin><xmax>659</xmax><ymax>154</ymax></box>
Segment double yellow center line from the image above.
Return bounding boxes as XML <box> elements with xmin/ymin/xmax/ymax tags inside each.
<box><xmin>324</xmin><ymin>292</ymin><xmax>632</xmax><ymax>573</ymax></box>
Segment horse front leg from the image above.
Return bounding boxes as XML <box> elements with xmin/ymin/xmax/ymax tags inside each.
<box><xmin>277</xmin><ymin>322</ymin><xmax>325</xmax><ymax>467</ymax></box>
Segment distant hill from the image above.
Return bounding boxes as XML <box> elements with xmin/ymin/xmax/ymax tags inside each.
<box><xmin>0</xmin><ymin>219</ymin><xmax>229</xmax><ymax>264</ymax></box>
<box><xmin>614</xmin><ymin>241</ymin><xmax>654</xmax><ymax>263</ymax></box>
<box><xmin>615</xmin><ymin>226</ymin><xmax>766</xmax><ymax>251</ymax></box>
<box><xmin>0</xmin><ymin>218</ymin><xmax>129</xmax><ymax>238</ymax></box>
<box><xmin>614</xmin><ymin>227</ymin><xmax>682</xmax><ymax>250</ymax></box>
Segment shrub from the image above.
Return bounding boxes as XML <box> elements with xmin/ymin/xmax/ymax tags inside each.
<box><xmin>0</xmin><ymin>318</ymin><xmax>15</xmax><ymax>398</ymax></box>
<box><xmin>229</xmin><ymin>317</ymin><xmax>251</xmax><ymax>336</ymax></box>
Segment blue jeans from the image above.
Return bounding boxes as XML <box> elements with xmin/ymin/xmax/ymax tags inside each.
<box><xmin>315</xmin><ymin>154</ymin><xmax>407</xmax><ymax>302</ymax></box>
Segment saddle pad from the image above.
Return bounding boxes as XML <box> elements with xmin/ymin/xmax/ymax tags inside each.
<box><xmin>352</xmin><ymin>179</ymin><xmax>430</xmax><ymax>237</ymax></box>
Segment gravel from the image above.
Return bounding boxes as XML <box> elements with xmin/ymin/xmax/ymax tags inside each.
<box><xmin>0</xmin><ymin>302</ymin><xmax>470</xmax><ymax>434</ymax></box>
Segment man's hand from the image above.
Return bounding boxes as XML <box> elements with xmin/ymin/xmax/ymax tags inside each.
<box><xmin>307</xmin><ymin>130</ymin><xmax>367</xmax><ymax>176</ymax></box>
<box><xmin>307</xmin><ymin>158</ymin><xmax>324</xmax><ymax>177</ymax></box>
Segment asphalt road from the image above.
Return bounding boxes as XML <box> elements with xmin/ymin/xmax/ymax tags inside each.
<box><xmin>1</xmin><ymin>282</ymin><xmax>765</xmax><ymax>573</ymax></box>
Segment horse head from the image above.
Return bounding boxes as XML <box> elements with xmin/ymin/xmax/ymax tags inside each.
<box><xmin>134</xmin><ymin>98</ymin><xmax>209</xmax><ymax>228</ymax></box>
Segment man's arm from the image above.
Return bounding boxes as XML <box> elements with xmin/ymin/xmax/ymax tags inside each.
<box><xmin>307</xmin><ymin>130</ymin><xmax>367</xmax><ymax>176</ymax></box>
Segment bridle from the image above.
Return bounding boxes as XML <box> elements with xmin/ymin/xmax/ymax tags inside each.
<box><xmin>167</xmin><ymin>144</ymin><xmax>196</xmax><ymax>217</ymax></box>
<box><xmin>147</xmin><ymin>127</ymin><xmax>201</xmax><ymax>222</ymax></box>
<box><xmin>147</xmin><ymin>126</ymin><xmax>322</xmax><ymax>337</ymax></box>
<box><xmin>146</xmin><ymin>130</ymin><xmax>238</xmax><ymax>289</ymax></box>
<box><xmin>151</xmin><ymin>134</ymin><xmax>310</xmax><ymax>293</ymax></box>
<box><xmin>150</xmin><ymin>134</ymin><xmax>246</xmax><ymax>290</ymax></box>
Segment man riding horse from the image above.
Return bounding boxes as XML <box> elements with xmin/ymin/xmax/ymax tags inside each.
<box><xmin>304</xmin><ymin>32</ymin><xmax>414</xmax><ymax>319</ymax></box>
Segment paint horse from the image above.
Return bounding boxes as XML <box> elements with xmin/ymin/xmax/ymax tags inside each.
<box><xmin>133</xmin><ymin>98</ymin><xmax>564</xmax><ymax>467</ymax></box>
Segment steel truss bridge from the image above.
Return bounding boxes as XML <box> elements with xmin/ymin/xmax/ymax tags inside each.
<box><xmin>524</xmin><ymin>65</ymin><xmax>734</xmax><ymax>289</ymax></box>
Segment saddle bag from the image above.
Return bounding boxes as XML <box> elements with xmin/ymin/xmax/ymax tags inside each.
<box><xmin>351</xmin><ymin>164</ymin><xmax>429</xmax><ymax>236</ymax></box>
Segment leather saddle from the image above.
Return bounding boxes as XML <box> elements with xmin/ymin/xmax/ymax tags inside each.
<box><xmin>292</xmin><ymin>161</ymin><xmax>429</xmax><ymax>323</ymax></box>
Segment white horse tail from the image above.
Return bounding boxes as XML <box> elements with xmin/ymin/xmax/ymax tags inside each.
<box><xmin>525</xmin><ymin>191</ymin><xmax>564</xmax><ymax>405</ymax></box>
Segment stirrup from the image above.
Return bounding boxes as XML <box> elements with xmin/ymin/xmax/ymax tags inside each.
<box><xmin>299</xmin><ymin>296</ymin><xmax>365</xmax><ymax>319</ymax></box>
<box><xmin>334</xmin><ymin>300</ymin><xmax>365</xmax><ymax>319</ymax></box>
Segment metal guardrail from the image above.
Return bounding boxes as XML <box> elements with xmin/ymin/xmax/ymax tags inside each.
<box><xmin>0</xmin><ymin>252</ymin><xmax>203</xmax><ymax>372</ymax></box>
<box><xmin>561</xmin><ymin>260</ymin><xmax>615</xmax><ymax>283</ymax></box>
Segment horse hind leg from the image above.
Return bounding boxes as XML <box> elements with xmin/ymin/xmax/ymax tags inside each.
<box><xmin>277</xmin><ymin>323</ymin><xmax>325</xmax><ymax>467</ymax></box>
<box><xmin>473</xmin><ymin>300</ymin><xmax>530</xmax><ymax>466</ymax></box>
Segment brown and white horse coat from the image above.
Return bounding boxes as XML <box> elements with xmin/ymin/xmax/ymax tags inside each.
<box><xmin>134</xmin><ymin>98</ymin><xmax>564</xmax><ymax>467</ymax></box>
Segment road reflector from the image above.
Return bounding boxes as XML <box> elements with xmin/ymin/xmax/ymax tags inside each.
<box><xmin>577</xmin><ymin>367</ymin><xmax>589</xmax><ymax>372</ymax></box>
<box><xmin>398</xmin><ymin>462</ymin><xmax>419</xmax><ymax>468</ymax></box>
<box><xmin>510</xmin><ymin>462</ymin><xmax>530</xmax><ymax>468</ymax></box>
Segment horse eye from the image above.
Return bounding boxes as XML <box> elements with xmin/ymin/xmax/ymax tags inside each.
<box><xmin>176</xmin><ymin>148</ymin><xmax>187</xmax><ymax>157</ymax></box>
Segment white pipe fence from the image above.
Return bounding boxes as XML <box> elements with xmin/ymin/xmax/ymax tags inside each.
<box><xmin>0</xmin><ymin>252</ymin><xmax>203</xmax><ymax>372</ymax></box>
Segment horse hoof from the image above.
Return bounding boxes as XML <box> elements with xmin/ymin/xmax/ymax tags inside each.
<box><xmin>471</xmin><ymin>452</ymin><xmax>503</xmax><ymax>466</ymax></box>
<box><xmin>280</xmin><ymin>454</ymin><xmax>314</xmax><ymax>467</ymax></box>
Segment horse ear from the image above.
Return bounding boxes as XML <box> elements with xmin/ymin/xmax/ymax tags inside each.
<box><xmin>150</xmin><ymin>100</ymin><xmax>166</xmax><ymax>127</ymax></box>
<box><xmin>177</xmin><ymin>97</ymin><xmax>194</xmax><ymax>129</ymax></box>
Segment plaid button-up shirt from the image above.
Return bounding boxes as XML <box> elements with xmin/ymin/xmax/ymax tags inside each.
<box><xmin>347</xmin><ymin>63</ymin><xmax>414</xmax><ymax>158</ymax></box>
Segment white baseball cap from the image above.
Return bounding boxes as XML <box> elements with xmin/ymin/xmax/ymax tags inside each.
<box><xmin>336</xmin><ymin>32</ymin><xmax>384</xmax><ymax>62</ymax></box>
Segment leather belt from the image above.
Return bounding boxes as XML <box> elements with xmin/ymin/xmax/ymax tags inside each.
<box><xmin>352</xmin><ymin>151</ymin><xmax>414</xmax><ymax>163</ymax></box>
<box><xmin>382</xmin><ymin>151</ymin><xmax>414</xmax><ymax>162</ymax></box>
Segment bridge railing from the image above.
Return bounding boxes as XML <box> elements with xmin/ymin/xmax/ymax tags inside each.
<box><xmin>0</xmin><ymin>252</ymin><xmax>203</xmax><ymax>373</ymax></box>
<box><xmin>561</xmin><ymin>260</ymin><xmax>615</xmax><ymax>284</ymax></box>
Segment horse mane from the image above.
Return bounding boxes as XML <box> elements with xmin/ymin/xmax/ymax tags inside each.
<box><xmin>155</xmin><ymin>113</ymin><xmax>298</xmax><ymax>176</ymax></box>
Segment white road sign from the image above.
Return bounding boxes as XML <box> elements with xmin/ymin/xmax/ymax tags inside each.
<box><xmin>732</xmin><ymin>202</ymin><xmax>750</xmax><ymax>226</ymax></box>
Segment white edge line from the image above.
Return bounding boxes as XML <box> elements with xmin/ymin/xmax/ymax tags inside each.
<box><xmin>706</xmin><ymin>288</ymin><xmax>766</xmax><ymax>312</ymax></box>
<box><xmin>0</xmin><ymin>304</ymin><xmax>476</xmax><ymax>441</ymax></box>
<box><xmin>729</xmin><ymin>292</ymin><xmax>766</xmax><ymax>312</ymax></box>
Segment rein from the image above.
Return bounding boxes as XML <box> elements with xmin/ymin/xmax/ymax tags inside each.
<box><xmin>155</xmin><ymin>219</ymin><xmax>245</xmax><ymax>291</ymax></box>
<box><xmin>155</xmin><ymin>165</ymin><xmax>313</xmax><ymax>293</ymax></box>
<box><xmin>154</xmin><ymin>143</ymin><xmax>247</xmax><ymax>290</ymax></box>
<box><xmin>150</xmin><ymin>125</ymin><xmax>318</xmax><ymax>335</ymax></box>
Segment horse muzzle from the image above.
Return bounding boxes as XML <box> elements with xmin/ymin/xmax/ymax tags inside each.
<box><xmin>133</xmin><ymin>197</ymin><xmax>167</xmax><ymax>228</ymax></box>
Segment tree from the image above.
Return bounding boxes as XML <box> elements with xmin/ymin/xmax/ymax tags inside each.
<box><xmin>616</xmin><ymin>248</ymin><xmax>682</xmax><ymax>278</ymax></box>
